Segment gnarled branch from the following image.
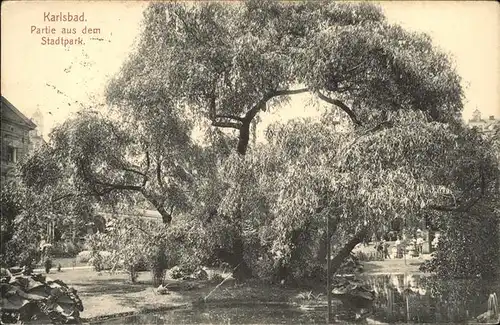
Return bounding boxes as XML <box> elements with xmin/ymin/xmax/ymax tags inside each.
<box><xmin>216</xmin><ymin>114</ymin><xmax>245</xmax><ymax>122</ymax></box>
<box><xmin>212</xmin><ymin>120</ymin><xmax>242</xmax><ymax>129</ymax></box>
<box><xmin>317</xmin><ymin>91</ymin><xmax>362</xmax><ymax>126</ymax></box>
<box><xmin>244</xmin><ymin>87</ymin><xmax>310</xmax><ymax>121</ymax></box>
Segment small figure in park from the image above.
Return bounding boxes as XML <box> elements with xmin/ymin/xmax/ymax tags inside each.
<box><xmin>383</xmin><ymin>241</ymin><xmax>390</xmax><ymax>259</ymax></box>
<box><xmin>432</xmin><ymin>233</ymin><xmax>441</xmax><ymax>249</ymax></box>
<box><xmin>39</xmin><ymin>240</ymin><xmax>53</xmax><ymax>274</ymax></box>
<box><xmin>409</xmin><ymin>236</ymin><xmax>419</xmax><ymax>257</ymax></box>
<box><xmin>416</xmin><ymin>234</ymin><xmax>424</xmax><ymax>256</ymax></box>
<box><xmin>395</xmin><ymin>237</ymin><xmax>403</xmax><ymax>259</ymax></box>
<box><xmin>376</xmin><ymin>241</ymin><xmax>384</xmax><ymax>260</ymax></box>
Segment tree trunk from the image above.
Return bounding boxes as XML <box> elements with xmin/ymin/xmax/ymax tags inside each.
<box><xmin>156</xmin><ymin>206</ymin><xmax>172</xmax><ymax>224</ymax></box>
<box><xmin>232</xmin><ymin>199</ymin><xmax>252</xmax><ymax>281</ymax></box>
<box><xmin>237</xmin><ymin>121</ymin><xmax>251</xmax><ymax>155</ymax></box>
<box><xmin>329</xmin><ymin>227</ymin><xmax>367</xmax><ymax>275</ymax></box>
<box><xmin>214</xmin><ymin>200</ymin><xmax>253</xmax><ymax>281</ymax></box>
<box><xmin>215</xmin><ymin>244</ymin><xmax>252</xmax><ymax>282</ymax></box>
<box><xmin>232</xmin><ymin>236</ymin><xmax>253</xmax><ymax>281</ymax></box>
<box><xmin>142</xmin><ymin>191</ymin><xmax>172</xmax><ymax>224</ymax></box>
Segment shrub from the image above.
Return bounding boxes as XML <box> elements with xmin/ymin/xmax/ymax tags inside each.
<box><xmin>420</xmin><ymin>210</ymin><xmax>499</xmax><ymax>279</ymax></box>
<box><xmin>354</xmin><ymin>251</ymin><xmax>382</xmax><ymax>262</ymax></box>
<box><xmin>169</xmin><ymin>266</ymin><xmax>188</xmax><ymax>280</ymax></box>
<box><xmin>1</xmin><ymin>235</ymin><xmax>40</xmax><ymax>269</ymax></box>
<box><xmin>0</xmin><ymin>267</ymin><xmax>83</xmax><ymax>324</ymax></box>
<box><xmin>337</xmin><ymin>254</ymin><xmax>363</xmax><ymax>274</ymax></box>
<box><xmin>50</xmin><ymin>242</ymin><xmax>81</xmax><ymax>258</ymax></box>
<box><xmin>150</xmin><ymin>241</ymin><xmax>168</xmax><ymax>286</ymax></box>
<box><xmin>86</xmin><ymin>217</ymin><xmax>168</xmax><ymax>284</ymax></box>
<box><xmin>75</xmin><ymin>250</ymin><xmax>92</xmax><ymax>264</ymax></box>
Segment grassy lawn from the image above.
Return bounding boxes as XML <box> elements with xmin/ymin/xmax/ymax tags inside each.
<box><xmin>362</xmin><ymin>259</ymin><xmax>425</xmax><ymax>274</ymax></box>
<box><xmin>51</xmin><ymin>267</ymin><xmax>324</xmax><ymax>321</ymax></box>
<box><xmin>35</xmin><ymin>257</ymin><xmax>88</xmax><ymax>269</ymax></box>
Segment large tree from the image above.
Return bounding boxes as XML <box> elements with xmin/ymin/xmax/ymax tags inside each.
<box><xmin>104</xmin><ymin>0</ymin><xmax>473</xmax><ymax>278</ymax></box>
<box><xmin>25</xmin><ymin>1</ymin><xmax>497</xmax><ymax>280</ymax></box>
<box><xmin>107</xmin><ymin>0</ymin><xmax>462</xmax><ymax>156</ymax></box>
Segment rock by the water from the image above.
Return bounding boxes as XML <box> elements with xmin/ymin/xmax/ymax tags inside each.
<box><xmin>476</xmin><ymin>310</ymin><xmax>499</xmax><ymax>323</ymax></box>
<box><xmin>332</xmin><ymin>278</ymin><xmax>375</xmax><ymax>311</ymax></box>
<box><xmin>156</xmin><ymin>284</ymin><xmax>170</xmax><ymax>295</ymax></box>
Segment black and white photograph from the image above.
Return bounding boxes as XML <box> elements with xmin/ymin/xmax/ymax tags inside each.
<box><xmin>1</xmin><ymin>1</ymin><xmax>499</xmax><ymax>324</ymax></box>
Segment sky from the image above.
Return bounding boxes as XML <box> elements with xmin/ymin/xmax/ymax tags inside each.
<box><xmin>1</xmin><ymin>1</ymin><xmax>499</xmax><ymax>140</ymax></box>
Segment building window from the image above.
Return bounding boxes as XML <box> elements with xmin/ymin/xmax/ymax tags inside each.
<box><xmin>6</xmin><ymin>146</ymin><xmax>17</xmax><ymax>163</ymax></box>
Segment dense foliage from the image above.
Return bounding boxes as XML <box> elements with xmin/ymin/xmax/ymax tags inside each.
<box><xmin>1</xmin><ymin>178</ymin><xmax>49</xmax><ymax>268</ymax></box>
<box><xmin>18</xmin><ymin>0</ymin><xmax>500</xmax><ymax>283</ymax></box>
<box><xmin>420</xmin><ymin>122</ymin><xmax>500</xmax><ymax>279</ymax></box>
<box><xmin>86</xmin><ymin>216</ymin><xmax>168</xmax><ymax>284</ymax></box>
<box><xmin>107</xmin><ymin>0</ymin><xmax>463</xmax><ymax>156</ymax></box>
<box><xmin>0</xmin><ymin>162</ymin><xmax>98</xmax><ymax>268</ymax></box>
<box><xmin>0</xmin><ymin>267</ymin><xmax>83</xmax><ymax>324</ymax></box>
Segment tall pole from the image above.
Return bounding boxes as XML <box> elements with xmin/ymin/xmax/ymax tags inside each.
<box><xmin>327</xmin><ymin>215</ymin><xmax>332</xmax><ymax>324</ymax></box>
<box><xmin>326</xmin><ymin>122</ymin><xmax>338</xmax><ymax>325</ymax></box>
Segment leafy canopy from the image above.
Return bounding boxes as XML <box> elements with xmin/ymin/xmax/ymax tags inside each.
<box><xmin>107</xmin><ymin>0</ymin><xmax>463</xmax><ymax>154</ymax></box>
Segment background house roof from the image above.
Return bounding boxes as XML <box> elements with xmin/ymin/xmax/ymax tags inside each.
<box><xmin>1</xmin><ymin>96</ymin><xmax>37</xmax><ymax>130</ymax></box>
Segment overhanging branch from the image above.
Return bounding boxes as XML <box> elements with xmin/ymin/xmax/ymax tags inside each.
<box><xmin>317</xmin><ymin>91</ymin><xmax>362</xmax><ymax>126</ymax></box>
<box><xmin>216</xmin><ymin>114</ymin><xmax>244</xmax><ymax>122</ymax></box>
<box><xmin>244</xmin><ymin>87</ymin><xmax>310</xmax><ymax>122</ymax></box>
<box><xmin>92</xmin><ymin>179</ymin><xmax>144</xmax><ymax>192</ymax></box>
<box><xmin>81</xmin><ymin>166</ymin><xmax>144</xmax><ymax>193</ymax></box>
<box><xmin>427</xmin><ymin>195</ymin><xmax>483</xmax><ymax>213</ymax></box>
<box><xmin>212</xmin><ymin>120</ymin><xmax>242</xmax><ymax>129</ymax></box>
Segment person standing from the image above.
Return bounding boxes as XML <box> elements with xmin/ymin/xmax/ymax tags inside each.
<box><xmin>395</xmin><ymin>237</ymin><xmax>402</xmax><ymax>258</ymax></box>
<box><xmin>432</xmin><ymin>233</ymin><xmax>440</xmax><ymax>250</ymax></box>
<box><xmin>416</xmin><ymin>236</ymin><xmax>424</xmax><ymax>256</ymax></box>
<box><xmin>383</xmin><ymin>241</ymin><xmax>390</xmax><ymax>259</ymax></box>
<box><xmin>376</xmin><ymin>240</ymin><xmax>383</xmax><ymax>260</ymax></box>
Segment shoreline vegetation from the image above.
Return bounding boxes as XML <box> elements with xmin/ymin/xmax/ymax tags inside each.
<box><xmin>45</xmin><ymin>258</ymin><xmax>425</xmax><ymax>321</ymax></box>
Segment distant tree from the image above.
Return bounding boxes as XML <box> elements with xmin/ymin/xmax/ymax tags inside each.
<box><xmin>26</xmin><ymin>109</ymin><xmax>202</xmax><ymax>225</ymax></box>
<box><xmin>0</xmin><ymin>174</ymin><xmax>55</xmax><ymax>267</ymax></box>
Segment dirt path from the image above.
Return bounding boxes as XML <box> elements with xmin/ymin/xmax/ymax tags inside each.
<box><xmin>362</xmin><ymin>258</ymin><xmax>427</xmax><ymax>274</ymax></box>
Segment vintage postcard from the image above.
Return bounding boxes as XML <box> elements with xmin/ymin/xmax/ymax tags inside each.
<box><xmin>1</xmin><ymin>1</ymin><xmax>499</xmax><ymax>324</ymax></box>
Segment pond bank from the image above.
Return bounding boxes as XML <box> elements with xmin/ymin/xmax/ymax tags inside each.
<box><xmin>53</xmin><ymin>258</ymin><xmax>427</xmax><ymax>320</ymax></box>
<box><xmin>55</xmin><ymin>268</ymin><xmax>322</xmax><ymax>320</ymax></box>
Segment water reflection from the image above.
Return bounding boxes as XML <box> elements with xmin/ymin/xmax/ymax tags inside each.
<box><xmin>93</xmin><ymin>274</ymin><xmax>500</xmax><ymax>324</ymax></box>
<box><xmin>363</xmin><ymin>273</ymin><xmax>500</xmax><ymax>323</ymax></box>
<box><xmin>91</xmin><ymin>304</ymin><xmax>330</xmax><ymax>324</ymax></box>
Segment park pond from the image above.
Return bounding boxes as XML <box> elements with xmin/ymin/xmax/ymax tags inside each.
<box><xmin>89</xmin><ymin>273</ymin><xmax>500</xmax><ymax>324</ymax></box>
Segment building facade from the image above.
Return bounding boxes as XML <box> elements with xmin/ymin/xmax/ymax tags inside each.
<box><xmin>29</xmin><ymin>107</ymin><xmax>46</xmax><ymax>150</ymax></box>
<box><xmin>1</xmin><ymin>96</ymin><xmax>37</xmax><ymax>184</ymax></box>
<box><xmin>468</xmin><ymin>109</ymin><xmax>499</xmax><ymax>135</ymax></box>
